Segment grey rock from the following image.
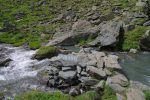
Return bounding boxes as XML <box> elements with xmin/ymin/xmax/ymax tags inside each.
<box><xmin>47</xmin><ymin>79</ymin><xmax>55</xmax><ymax>87</ymax></box>
<box><xmin>77</xmin><ymin>66</ymin><xmax>82</xmax><ymax>74</ymax></box>
<box><xmin>62</xmin><ymin>66</ymin><xmax>76</xmax><ymax>72</ymax></box>
<box><xmin>0</xmin><ymin>54</ymin><xmax>11</xmax><ymax>66</ymax></box>
<box><xmin>104</xmin><ymin>55</ymin><xmax>122</xmax><ymax>69</ymax></box>
<box><xmin>59</xmin><ymin>71</ymin><xmax>77</xmax><ymax>80</ymax></box>
<box><xmin>94</xmin><ymin>80</ymin><xmax>105</xmax><ymax>89</ymax></box>
<box><xmin>106</xmin><ymin>74</ymin><xmax>129</xmax><ymax>87</ymax></box>
<box><xmin>87</xmin><ymin>66</ymin><xmax>106</xmax><ymax>78</ymax></box>
<box><xmin>126</xmin><ymin>88</ymin><xmax>146</xmax><ymax>100</ymax></box>
<box><xmin>123</xmin><ymin>24</ymin><xmax>135</xmax><ymax>33</ymax></box>
<box><xmin>108</xmin><ymin>83</ymin><xmax>126</xmax><ymax>93</ymax></box>
<box><xmin>91</xmin><ymin>51</ymin><xmax>105</xmax><ymax>68</ymax></box>
<box><xmin>89</xmin><ymin>21</ymin><xmax>123</xmax><ymax>47</ymax></box>
<box><xmin>143</xmin><ymin>20</ymin><xmax>150</xmax><ymax>26</ymax></box>
<box><xmin>130</xmin><ymin>81</ymin><xmax>150</xmax><ymax>91</ymax></box>
<box><xmin>104</xmin><ymin>68</ymin><xmax>112</xmax><ymax>76</ymax></box>
<box><xmin>47</xmin><ymin>20</ymin><xmax>100</xmax><ymax>46</ymax></box>
<box><xmin>140</xmin><ymin>30</ymin><xmax>150</xmax><ymax>51</ymax></box>
<box><xmin>69</xmin><ymin>88</ymin><xmax>80</xmax><ymax>96</ymax></box>
<box><xmin>80</xmin><ymin>77</ymin><xmax>99</xmax><ymax>86</ymax></box>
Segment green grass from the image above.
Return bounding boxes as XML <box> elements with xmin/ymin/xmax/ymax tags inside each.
<box><xmin>144</xmin><ymin>90</ymin><xmax>150</xmax><ymax>100</ymax></box>
<box><xmin>14</xmin><ymin>91</ymin><xmax>71</xmax><ymax>100</ymax></box>
<box><xmin>122</xmin><ymin>26</ymin><xmax>148</xmax><ymax>50</ymax></box>
<box><xmin>34</xmin><ymin>46</ymin><xmax>58</xmax><ymax>59</ymax></box>
<box><xmin>79</xmin><ymin>37</ymin><xmax>95</xmax><ymax>46</ymax></box>
<box><xmin>14</xmin><ymin>91</ymin><xmax>99</xmax><ymax>100</ymax></box>
<box><xmin>102</xmin><ymin>85</ymin><xmax>117</xmax><ymax>100</ymax></box>
<box><xmin>132</xmin><ymin>18</ymin><xmax>148</xmax><ymax>25</ymax></box>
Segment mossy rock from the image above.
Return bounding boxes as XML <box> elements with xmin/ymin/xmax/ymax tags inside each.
<box><xmin>33</xmin><ymin>46</ymin><xmax>59</xmax><ymax>60</ymax></box>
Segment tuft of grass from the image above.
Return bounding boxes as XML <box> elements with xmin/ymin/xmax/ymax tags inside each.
<box><xmin>144</xmin><ymin>90</ymin><xmax>150</xmax><ymax>100</ymax></box>
<box><xmin>76</xmin><ymin>91</ymin><xmax>99</xmax><ymax>100</ymax></box>
<box><xmin>122</xmin><ymin>26</ymin><xmax>148</xmax><ymax>50</ymax></box>
<box><xmin>14</xmin><ymin>91</ymin><xmax>71</xmax><ymax>100</ymax></box>
<box><xmin>102</xmin><ymin>85</ymin><xmax>117</xmax><ymax>100</ymax></box>
<box><xmin>79</xmin><ymin>37</ymin><xmax>95</xmax><ymax>46</ymax></box>
<box><xmin>14</xmin><ymin>91</ymin><xmax>99</xmax><ymax>100</ymax></box>
<box><xmin>29</xmin><ymin>41</ymin><xmax>41</xmax><ymax>50</ymax></box>
<box><xmin>132</xmin><ymin>18</ymin><xmax>148</xmax><ymax>25</ymax></box>
<box><xmin>34</xmin><ymin>46</ymin><xmax>58</xmax><ymax>60</ymax></box>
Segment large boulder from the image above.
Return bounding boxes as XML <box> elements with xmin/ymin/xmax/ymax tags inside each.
<box><xmin>106</xmin><ymin>74</ymin><xmax>129</xmax><ymax>87</ymax></box>
<box><xmin>47</xmin><ymin>20</ymin><xmax>100</xmax><ymax>46</ymax></box>
<box><xmin>89</xmin><ymin>21</ymin><xmax>123</xmax><ymax>47</ymax></box>
<box><xmin>140</xmin><ymin>30</ymin><xmax>150</xmax><ymax>51</ymax></box>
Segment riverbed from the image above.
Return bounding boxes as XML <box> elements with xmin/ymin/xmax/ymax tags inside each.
<box><xmin>0</xmin><ymin>44</ymin><xmax>150</xmax><ymax>99</ymax></box>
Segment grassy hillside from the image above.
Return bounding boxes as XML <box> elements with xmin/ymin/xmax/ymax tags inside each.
<box><xmin>0</xmin><ymin>0</ymin><xmax>145</xmax><ymax>50</ymax></box>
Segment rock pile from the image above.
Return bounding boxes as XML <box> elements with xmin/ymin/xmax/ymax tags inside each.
<box><xmin>41</xmin><ymin>48</ymin><xmax>130</xmax><ymax>96</ymax></box>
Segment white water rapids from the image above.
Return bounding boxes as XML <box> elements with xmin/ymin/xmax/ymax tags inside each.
<box><xmin>0</xmin><ymin>45</ymin><xmax>38</xmax><ymax>81</ymax></box>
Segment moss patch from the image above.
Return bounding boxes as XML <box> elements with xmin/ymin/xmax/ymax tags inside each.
<box><xmin>122</xmin><ymin>26</ymin><xmax>148</xmax><ymax>50</ymax></box>
<box><xmin>102</xmin><ymin>85</ymin><xmax>117</xmax><ymax>100</ymax></box>
<box><xmin>144</xmin><ymin>90</ymin><xmax>150</xmax><ymax>100</ymax></box>
<box><xmin>34</xmin><ymin>46</ymin><xmax>58</xmax><ymax>60</ymax></box>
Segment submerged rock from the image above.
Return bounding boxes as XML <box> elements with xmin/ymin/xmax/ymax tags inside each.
<box><xmin>0</xmin><ymin>54</ymin><xmax>11</xmax><ymax>66</ymax></box>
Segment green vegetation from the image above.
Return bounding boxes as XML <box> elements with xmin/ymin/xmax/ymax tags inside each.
<box><xmin>0</xmin><ymin>92</ymin><xmax>4</xmax><ymax>100</ymax></box>
<box><xmin>144</xmin><ymin>90</ymin><xmax>150</xmax><ymax>100</ymax></box>
<box><xmin>14</xmin><ymin>91</ymin><xmax>71</xmax><ymax>100</ymax></box>
<box><xmin>79</xmin><ymin>37</ymin><xmax>95</xmax><ymax>46</ymax></box>
<box><xmin>34</xmin><ymin>46</ymin><xmax>58</xmax><ymax>59</ymax></box>
<box><xmin>102</xmin><ymin>85</ymin><xmax>117</xmax><ymax>100</ymax></box>
<box><xmin>122</xmin><ymin>26</ymin><xmax>148</xmax><ymax>50</ymax></box>
<box><xmin>132</xmin><ymin>18</ymin><xmax>148</xmax><ymax>25</ymax></box>
<box><xmin>14</xmin><ymin>91</ymin><xmax>99</xmax><ymax>100</ymax></box>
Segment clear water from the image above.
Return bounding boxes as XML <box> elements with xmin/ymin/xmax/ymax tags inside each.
<box><xmin>119</xmin><ymin>53</ymin><xmax>150</xmax><ymax>86</ymax></box>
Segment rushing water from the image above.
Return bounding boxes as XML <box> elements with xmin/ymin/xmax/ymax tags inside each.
<box><xmin>0</xmin><ymin>44</ymin><xmax>52</xmax><ymax>99</ymax></box>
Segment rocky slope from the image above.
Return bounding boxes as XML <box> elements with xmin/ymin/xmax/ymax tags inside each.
<box><xmin>0</xmin><ymin>0</ymin><xmax>150</xmax><ymax>51</ymax></box>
